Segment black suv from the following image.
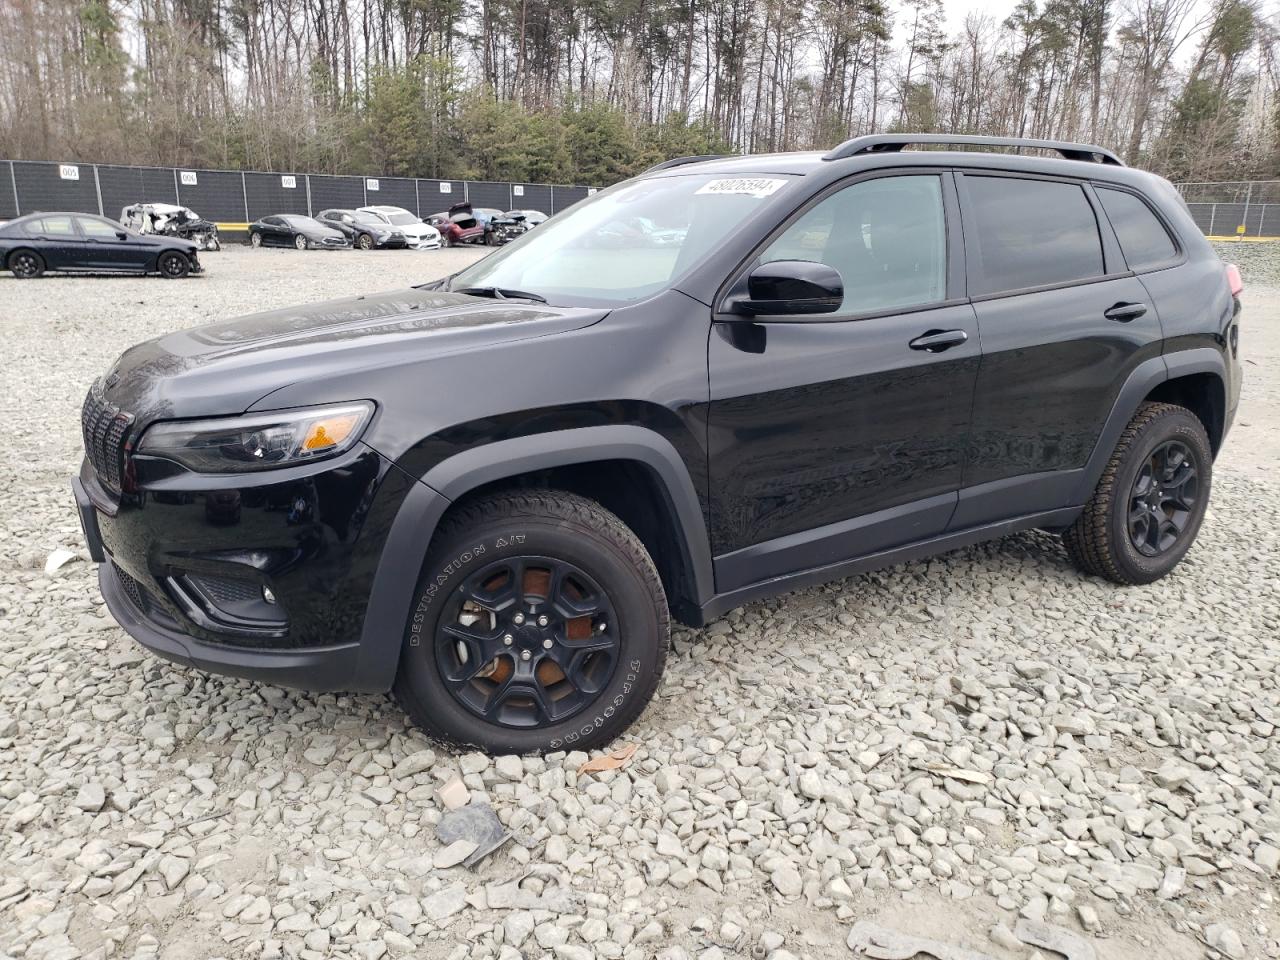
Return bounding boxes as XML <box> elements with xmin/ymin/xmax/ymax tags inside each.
<box><xmin>73</xmin><ymin>135</ymin><xmax>1243</xmax><ymax>754</ymax></box>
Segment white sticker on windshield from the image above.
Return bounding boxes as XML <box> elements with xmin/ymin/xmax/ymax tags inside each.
<box><xmin>695</xmin><ymin>177</ymin><xmax>787</xmax><ymax>198</ymax></box>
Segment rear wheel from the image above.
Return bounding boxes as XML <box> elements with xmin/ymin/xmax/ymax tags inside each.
<box><xmin>294</xmin><ymin>234</ymin><xmax>308</xmax><ymax>251</ymax></box>
<box><xmin>8</xmin><ymin>249</ymin><xmax>44</xmax><ymax>279</ymax></box>
<box><xmin>249</xmin><ymin>232</ymin><xmax>263</xmax><ymax>248</ymax></box>
<box><xmin>1063</xmin><ymin>402</ymin><xmax>1211</xmax><ymax>584</ymax></box>
<box><xmin>157</xmin><ymin>251</ymin><xmax>190</xmax><ymax>279</ymax></box>
<box><xmin>393</xmin><ymin>490</ymin><xmax>669</xmax><ymax>754</ymax></box>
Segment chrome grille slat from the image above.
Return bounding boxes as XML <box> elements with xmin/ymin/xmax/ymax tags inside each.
<box><xmin>81</xmin><ymin>380</ymin><xmax>134</xmax><ymax>494</ymax></box>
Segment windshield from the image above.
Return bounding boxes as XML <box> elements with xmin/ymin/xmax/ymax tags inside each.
<box><xmin>354</xmin><ymin>212</ymin><xmax>385</xmax><ymax>226</ymax></box>
<box><xmin>385</xmin><ymin>212</ymin><xmax>420</xmax><ymax>226</ymax></box>
<box><xmin>449</xmin><ymin>174</ymin><xmax>793</xmax><ymax>306</ymax></box>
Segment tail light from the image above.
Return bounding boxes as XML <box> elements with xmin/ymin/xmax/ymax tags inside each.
<box><xmin>1225</xmin><ymin>263</ymin><xmax>1243</xmax><ymax>298</ymax></box>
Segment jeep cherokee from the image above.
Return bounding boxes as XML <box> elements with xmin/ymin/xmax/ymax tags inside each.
<box><xmin>72</xmin><ymin>134</ymin><xmax>1244</xmax><ymax>754</ymax></box>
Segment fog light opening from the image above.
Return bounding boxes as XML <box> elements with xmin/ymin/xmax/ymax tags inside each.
<box><xmin>262</xmin><ymin>585</ymin><xmax>277</xmax><ymax>605</ymax></box>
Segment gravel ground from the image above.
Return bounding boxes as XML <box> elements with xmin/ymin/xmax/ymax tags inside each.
<box><xmin>1213</xmin><ymin>239</ymin><xmax>1280</xmax><ymax>287</ymax></box>
<box><xmin>1</xmin><ymin>246</ymin><xmax>1279</xmax><ymax>960</ymax></box>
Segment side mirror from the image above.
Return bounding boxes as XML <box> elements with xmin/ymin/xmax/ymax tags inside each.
<box><xmin>731</xmin><ymin>260</ymin><xmax>843</xmax><ymax>317</ymax></box>
<box><xmin>116</xmin><ymin>230</ymin><xmax>128</xmax><ymax>240</ymax></box>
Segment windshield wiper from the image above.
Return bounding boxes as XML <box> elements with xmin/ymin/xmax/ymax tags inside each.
<box><xmin>456</xmin><ymin>285</ymin><xmax>548</xmax><ymax>304</ymax></box>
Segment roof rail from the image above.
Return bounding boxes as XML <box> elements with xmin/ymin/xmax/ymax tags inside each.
<box><xmin>823</xmin><ymin>134</ymin><xmax>1123</xmax><ymax>166</ymax></box>
<box><xmin>643</xmin><ymin>154</ymin><xmax>730</xmax><ymax>174</ymax></box>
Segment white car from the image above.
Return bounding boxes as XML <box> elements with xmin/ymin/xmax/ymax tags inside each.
<box><xmin>357</xmin><ymin>206</ymin><xmax>441</xmax><ymax>250</ymax></box>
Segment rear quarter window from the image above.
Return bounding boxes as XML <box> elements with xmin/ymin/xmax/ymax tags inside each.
<box><xmin>964</xmin><ymin>176</ymin><xmax>1104</xmax><ymax>296</ymax></box>
<box><xmin>1096</xmin><ymin>187</ymin><xmax>1178</xmax><ymax>270</ymax></box>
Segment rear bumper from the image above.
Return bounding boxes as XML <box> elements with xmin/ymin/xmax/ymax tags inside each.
<box><xmin>99</xmin><ymin>561</ymin><xmax>367</xmax><ymax>691</ymax></box>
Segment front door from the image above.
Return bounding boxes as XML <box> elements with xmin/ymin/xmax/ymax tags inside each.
<box><xmin>75</xmin><ymin>216</ymin><xmax>138</xmax><ymax>270</ymax></box>
<box><xmin>950</xmin><ymin>172</ymin><xmax>1166</xmax><ymax>527</ymax></box>
<box><xmin>708</xmin><ymin>172</ymin><xmax>980</xmax><ymax>592</ymax></box>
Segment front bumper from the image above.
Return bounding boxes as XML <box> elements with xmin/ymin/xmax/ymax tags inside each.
<box><xmin>73</xmin><ymin>445</ymin><xmax>418</xmax><ymax>692</ymax></box>
<box><xmin>405</xmin><ymin>237</ymin><xmax>442</xmax><ymax>250</ymax></box>
<box><xmin>99</xmin><ymin>560</ymin><xmax>364</xmax><ymax>690</ymax></box>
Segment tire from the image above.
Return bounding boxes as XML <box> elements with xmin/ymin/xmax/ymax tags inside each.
<box><xmin>250</xmin><ymin>232</ymin><xmax>263</xmax><ymax>248</ymax></box>
<box><xmin>358</xmin><ymin>233</ymin><xmax>374</xmax><ymax>250</ymax></box>
<box><xmin>294</xmin><ymin>234</ymin><xmax>308</xmax><ymax>251</ymax></box>
<box><xmin>393</xmin><ymin>490</ymin><xmax>669</xmax><ymax>754</ymax></box>
<box><xmin>1063</xmin><ymin>402</ymin><xmax>1212</xmax><ymax>585</ymax></box>
<box><xmin>157</xmin><ymin>251</ymin><xmax>190</xmax><ymax>279</ymax></box>
<box><xmin>8</xmin><ymin>249</ymin><xmax>44</xmax><ymax>279</ymax></box>
<box><xmin>442</xmin><ymin>233</ymin><xmax>453</xmax><ymax>248</ymax></box>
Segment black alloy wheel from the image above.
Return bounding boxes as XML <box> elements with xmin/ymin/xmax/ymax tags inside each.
<box><xmin>1127</xmin><ymin>440</ymin><xmax>1200</xmax><ymax>556</ymax></box>
<box><xmin>435</xmin><ymin>556</ymin><xmax>620</xmax><ymax>729</ymax></box>
<box><xmin>158</xmin><ymin>251</ymin><xmax>190</xmax><ymax>279</ymax></box>
<box><xmin>9</xmin><ymin>250</ymin><xmax>44</xmax><ymax>279</ymax></box>
<box><xmin>393</xmin><ymin>490</ymin><xmax>668</xmax><ymax>753</ymax></box>
<box><xmin>1063</xmin><ymin>402</ymin><xmax>1211</xmax><ymax>584</ymax></box>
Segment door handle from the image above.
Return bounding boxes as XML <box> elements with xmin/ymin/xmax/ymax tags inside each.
<box><xmin>909</xmin><ymin>329</ymin><xmax>969</xmax><ymax>352</ymax></box>
<box><xmin>1104</xmin><ymin>301</ymin><xmax>1148</xmax><ymax>322</ymax></box>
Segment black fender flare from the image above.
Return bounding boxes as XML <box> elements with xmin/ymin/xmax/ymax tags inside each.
<box><xmin>354</xmin><ymin>425</ymin><xmax>714</xmax><ymax>692</ymax></box>
<box><xmin>1071</xmin><ymin>348</ymin><xmax>1226</xmax><ymax>504</ymax></box>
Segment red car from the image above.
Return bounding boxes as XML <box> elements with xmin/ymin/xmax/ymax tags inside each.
<box><xmin>428</xmin><ymin>203</ymin><xmax>487</xmax><ymax>247</ymax></box>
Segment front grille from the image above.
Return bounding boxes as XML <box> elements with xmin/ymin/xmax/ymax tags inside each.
<box><xmin>112</xmin><ymin>561</ymin><xmax>149</xmax><ymax>612</ymax></box>
<box><xmin>81</xmin><ymin>380</ymin><xmax>134</xmax><ymax>493</ymax></box>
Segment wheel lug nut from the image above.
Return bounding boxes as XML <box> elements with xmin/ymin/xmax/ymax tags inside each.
<box><xmin>513</xmin><ymin>613</ymin><xmax>525</xmax><ymax>625</ymax></box>
<box><xmin>503</xmin><ymin>634</ymin><xmax>514</xmax><ymax>646</ymax></box>
<box><xmin>543</xmin><ymin>638</ymin><xmax>553</xmax><ymax>649</ymax></box>
<box><xmin>537</xmin><ymin>615</ymin><xmax>549</xmax><ymax>627</ymax></box>
<box><xmin>520</xmin><ymin>649</ymin><xmax>532</xmax><ymax>661</ymax></box>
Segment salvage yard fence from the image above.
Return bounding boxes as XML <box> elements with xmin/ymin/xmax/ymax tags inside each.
<box><xmin>0</xmin><ymin>159</ymin><xmax>596</xmax><ymax>230</ymax></box>
<box><xmin>1174</xmin><ymin>180</ymin><xmax>1280</xmax><ymax>239</ymax></box>
<box><xmin>4</xmin><ymin>160</ymin><xmax>1277</xmax><ymax>240</ymax></box>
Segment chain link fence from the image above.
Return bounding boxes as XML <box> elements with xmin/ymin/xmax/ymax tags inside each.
<box><xmin>1174</xmin><ymin>180</ymin><xmax>1280</xmax><ymax>239</ymax></box>
<box><xmin>0</xmin><ymin>160</ymin><xmax>596</xmax><ymax>229</ymax></box>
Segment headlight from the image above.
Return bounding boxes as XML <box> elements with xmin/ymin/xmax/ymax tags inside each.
<box><xmin>137</xmin><ymin>402</ymin><xmax>375</xmax><ymax>473</ymax></box>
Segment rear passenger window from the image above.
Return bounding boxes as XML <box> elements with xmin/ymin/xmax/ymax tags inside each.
<box><xmin>28</xmin><ymin>216</ymin><xmax>77</xmax><ymax>237</ymax></box>
<box><xmin>1097</xmin><ymin>187</ymin><xmax>1177</xmax><ymax>270</ymax></box>
<box><xmin>964</xmin><ymin>176</ymin><xmax>1103</xmax><ymax>295</ymax></box>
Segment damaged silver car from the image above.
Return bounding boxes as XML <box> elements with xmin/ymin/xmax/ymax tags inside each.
<box><xmin>120</xmin><ymin>203</ymin><xmax>221</xmax><ymax>251</ymax></box>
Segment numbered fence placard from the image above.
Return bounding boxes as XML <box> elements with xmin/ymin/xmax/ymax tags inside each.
<box><xmin>367</xmin><ymin>178</ymin><xmax>380</xmax><ymax>191</ymax></box>
<box><xmin>59</xmin><ymin>164</ymin><xmax>79</xmax><ymax>181</ymax></box>
<box><xmin>281</xmin><ymin>175</ymin><xmax>296</xmax><ymax>189</ymax></box>
<box><xmin>180</xmin><ymin>171</ymin><xmax>198</xmax><ymax>186</ymax></box>
<box><xmin>440</xmin><ymin>182</ymin><xmax>452</xmax><ymax>193</ymax></box>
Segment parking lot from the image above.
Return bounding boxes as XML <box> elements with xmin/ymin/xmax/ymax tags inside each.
<box><xmin>1</xmin><ymin>245</ymin><xmax>1278</xmax><ymax>960</ymax></box>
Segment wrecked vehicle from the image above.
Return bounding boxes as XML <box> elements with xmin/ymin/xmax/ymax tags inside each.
<box><xmin>430</xmin><ymin>203</ymin><xmax>525</xmax><ymax>247</ymax></box>
<box><xmin>120</xmin><ymin>203</ymin><xmax>221</xmax><ymax>252</ymax></box>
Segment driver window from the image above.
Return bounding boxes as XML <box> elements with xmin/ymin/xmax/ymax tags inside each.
<box><xmin>77</xmin><ymin>217</ymin><xmax>120</xmax><ymax>239</ymax></box>
<box><xmin>760</xmin><ymin>175</ymin><xmax>947</xmax><ymax>316</ymax></box>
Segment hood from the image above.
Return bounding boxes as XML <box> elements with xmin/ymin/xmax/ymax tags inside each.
<box><xmin>96</xmin><ymin>289</ymin><xmax>606</xmax><ymax>427</ymax></box>
<box><xmin>397</xmin><ymin>222</ymin><xmax>438</xmax><ymax>237</ymax></box>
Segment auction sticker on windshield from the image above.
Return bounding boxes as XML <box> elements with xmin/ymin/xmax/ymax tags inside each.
<box><xmin>695</xmin><ymin>178</ymin><xmax>788</xmax><ymax>198</ymax></box>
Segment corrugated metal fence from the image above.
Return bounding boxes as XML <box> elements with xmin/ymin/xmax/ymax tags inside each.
<box><xmin>0</xmin><ymin>160</ymin><xmax>595</xmax><ymax>226</ymax></box>
<box><xmin>1175</xmin><ymin>180</ymin><xmax>1280</xmax><ymax>239</ymax></box>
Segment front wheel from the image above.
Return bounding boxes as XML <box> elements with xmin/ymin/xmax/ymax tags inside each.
<box><xmin>358</xmin><ymin>233</ymin><xmax>374</xmax><ymax>250</ymax></box>
<box><xmin>294</xmin><ymin>234</ymin><xmax>308</xmax><ymax>251</ymax></box>
<box><xmin>157</xmin><ymin>251</ymin><xmax>190</xmax><ymax>279</ymax></box>
<box><xmin>249</xmin><ymin>232</ymin><xmax>263</xmax><ymax>248</ymax></box>
<box><xmin>8</xmin><ymin>249</ymin><xmax>44</xmax><ymax>279</ymax></box>
<box><xmin>393</xmin><ymin>491</ymin><xmax>669</xmax><ymax>754</ymax></box>
<box><xmin>1063</xmin><ymin>402</ymin><xmax>1212</xmax><ymax>584</ymax></box>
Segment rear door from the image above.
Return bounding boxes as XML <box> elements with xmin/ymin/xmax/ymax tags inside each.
<box><xmin>952</xmin><ymin>172</ymin><xmax>1163</xmax><ymax>527</ymax></box>
<box><xmin>27</xmin><ymin>215</ymin><xmax>84</xmax><ymax>269</ymax></box>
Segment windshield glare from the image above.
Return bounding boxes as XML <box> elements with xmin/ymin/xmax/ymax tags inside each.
<box><xmin>448</xmin><ymin>174</ymin><xmax>792</xmax><ymax>305</ymax></box>
<box><xmin>385</xmin><ymin>212</ymin><xmax>419</xmax><ymax>226</ymax></box>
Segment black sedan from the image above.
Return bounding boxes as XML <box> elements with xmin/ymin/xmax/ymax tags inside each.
<box><xmin>316</xmin><ymin>209</ymin><xmax>409</xmax><ymax>250</ymax></box>
<box><xmin>0</xmin><ymin>212</ymin><xmax>201</xmax><ymax>279</ymax></box>
<box><xmin>248</xmin><ymin>215</ymin><xmax>350</xmax><ymax>250</ymax></box>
